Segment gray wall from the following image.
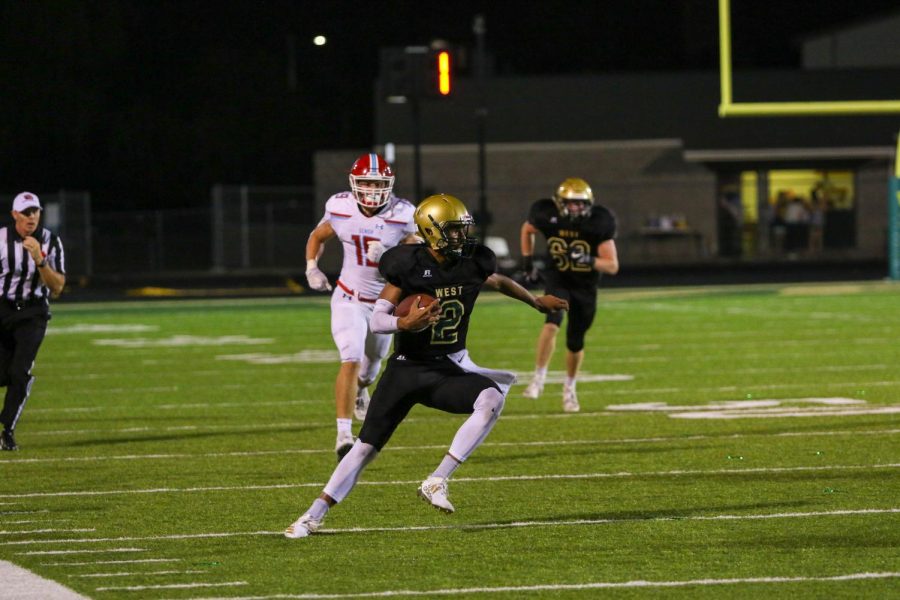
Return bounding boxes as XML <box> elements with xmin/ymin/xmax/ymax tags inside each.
<box><xmin>315</xmin><ymin>140</ymin><xmax>718</xmax><ymax>271</ymax></box>
<box><xmin>314</xmin><ymin>142</ymin><xmax>893</xmax><ymax>273</ymax></box>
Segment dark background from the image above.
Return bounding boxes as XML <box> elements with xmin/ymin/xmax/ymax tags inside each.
<box><xmin>2</xmin><ymin>0</ymin><xmax>897</xmax><ymax>212</ymax></box>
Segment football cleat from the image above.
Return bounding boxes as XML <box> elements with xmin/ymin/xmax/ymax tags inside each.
<box><xmin>522</xmin><ymin>376</ymin><xmax>544</xmax><ymax>399</ymax></box>
<box><xmin>0</xmin><ymin>429</ymin><xmax>17</xmax><ymax>451</ymax></box>
<box><xmin>354</xmin><ymin>386</ymin><xmax>369</xmax><ymax>421</ymax></box>
<box><xmin>335</xmin><ymin>433</ymin><xmax>355</xmax><ymax>463</ymax></box>
<box><xmin>562</xmin><ymin>386</ymin><xmax>580</xmax><ymax>413</ymax></box>
<box><xmin>417</xmin><ymin>476</ymin><xmax>455</xmax><ymax>513</ymax></box>
<box><xmin>284</xmin><ymin>513</ymin><xmax>324</xmax><ymax>539</ymax></box>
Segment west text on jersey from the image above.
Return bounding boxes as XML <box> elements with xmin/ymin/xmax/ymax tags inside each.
<box><xmin>435</xmin><ymin>285</ymin><xmax>464</xmax><ymax>298</ymax></box>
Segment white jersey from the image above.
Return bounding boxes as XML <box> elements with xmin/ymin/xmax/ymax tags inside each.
<box><xmin>319</xmin><ymin>192</ymin><xmax>417</xmax><ymax>299</ymax></box>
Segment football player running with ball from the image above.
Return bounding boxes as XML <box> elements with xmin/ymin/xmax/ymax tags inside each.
<box><xmin>519</xmin><ymin>178</ymin><xmax>619</xmax><ymax>413</ymax></box>
<box><xmin>304</xmin><ymin>153</ymin><xmax>419</xmax><ymax>462</ymax></box>
<box><xmin>286</xmin><ymin>194</ymin><xmax>568</xmax><ymax>538</ymax></box>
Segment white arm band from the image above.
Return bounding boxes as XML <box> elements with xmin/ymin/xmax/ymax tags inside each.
<box><xmin>370</xmin><ymin>299</ymin><xmax>400</xmax><ymax>333</ymax></box>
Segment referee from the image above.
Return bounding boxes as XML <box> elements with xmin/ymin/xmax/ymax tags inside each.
<box><xmin>0</xmin><ymin>192</ymin><xmax>65</xmax><ymax>451</ymax></box>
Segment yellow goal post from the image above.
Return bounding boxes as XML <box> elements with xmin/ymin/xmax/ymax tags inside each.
<box><xmin>718</xmin><ymin>0</ymin><xmax>900</xmax><ymax>117</ymax></box>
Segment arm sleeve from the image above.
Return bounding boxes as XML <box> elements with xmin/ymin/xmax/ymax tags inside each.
<box><xmin>370</xmin><ymin>299</ymin><xmax>399</xmax><ymax>334</ymax></box>
<box><xmin>50</xmin><ymin>234</ymin><xmax>66</xmax><ymax>275</ymax></box>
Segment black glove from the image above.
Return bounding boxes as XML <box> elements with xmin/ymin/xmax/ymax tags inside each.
<box><xmin>521</xmin><ymin>256</ymin><xmax>542</xmax><ymax>286</ymax></box>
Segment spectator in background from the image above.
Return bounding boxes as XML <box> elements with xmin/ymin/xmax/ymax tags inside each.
<box><xmin>783</xmin><ymin>192</ymin><xmax>810</xmax><ymax>253</ymax></box>
<box><xmin>769</xmin><ymin>192</ymin><xmax>789</xmax><ymax>254</ymax></box>
<box><xmin>808</xmin><ymin>184</ymin><xmax>828</xmax><ymax>254</ymax></box>
<box><xmin>304</xmin><ymin>154</ymin><xmax>419</xmax><ymax>462</ymax></box>
<box><xmin>1</xmin><ymin>192</ymin><xmax>66</xmax><ymax>451</ymax></box>
<box><xmin>717</xmin><ymin>186</ymin><xmax>743</xmax><ymax>257</ymax></box>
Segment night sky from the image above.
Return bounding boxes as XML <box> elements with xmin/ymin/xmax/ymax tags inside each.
<box><xmin>2</xmin><ymin>0</ymin><xmax>897</xmax><ymax>211</ymax></box>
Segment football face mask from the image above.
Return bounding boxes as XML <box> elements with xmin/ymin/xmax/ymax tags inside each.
<box><xmin>349</xmin><ymin>153</ymin><xmax>395</xmax><ymax>210</ymax></box>
<box><xmin>415</xmin><ymin>194</ymin><xmax>478</xmax><ymax>259</ymax></box>
<box><xmin>554</xmin><ymin>177</ymin><xmax>594</xmax><ymax>222</ymax></box>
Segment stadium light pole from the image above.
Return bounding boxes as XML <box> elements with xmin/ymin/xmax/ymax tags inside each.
<box><xmin>474</xmin><ymin>14</ymin><xmax>490</xmax><ymax>240</ymax></box>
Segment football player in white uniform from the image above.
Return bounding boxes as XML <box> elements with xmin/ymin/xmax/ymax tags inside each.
<box><xmin>305</xmin><ymin>153</ymin><xmax>418</xmax><ymax>461</ymax></box>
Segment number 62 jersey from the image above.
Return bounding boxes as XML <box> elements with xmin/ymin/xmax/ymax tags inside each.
<box><xmin>528</xmin><ymin>198</ymin><xmax>617</xmax><ymax>290</ymax></box>
<box><xmin>320</xmin><ymin>192</ymin><xmax>417</xmax><ymax>299</ymax></box>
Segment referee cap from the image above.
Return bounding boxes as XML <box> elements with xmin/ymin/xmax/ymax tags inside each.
<box><xmin>13</xmin><ymin>192</ymin><xmax>41</xmax><ymax>212</ymax></box>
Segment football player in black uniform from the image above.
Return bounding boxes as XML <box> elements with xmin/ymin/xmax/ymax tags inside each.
<box><xmin>286</xmin><ymin>193</ymin><xmax>568</xmax><ymax>538</ymax></box>
<box><xmin>519</xmin><ymin>178</ymin><xmax>619</xmax><ymax>413</ymax></box>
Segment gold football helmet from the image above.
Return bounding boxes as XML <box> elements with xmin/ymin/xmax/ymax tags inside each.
<box><xmin>414</xmin><ymin>194</ymin><xmax>476</xmax><ymax>257</ymax></box>
<box><xmin>554</xmin><ymin>177</ymin><xmax>594</xmax><ymax>221</ymax></box>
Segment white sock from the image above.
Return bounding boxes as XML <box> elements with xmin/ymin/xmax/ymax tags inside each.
<box><xmin>307</xmin><ymin>498</ymin><xmax>330</xmax><ymax>520</ymax></box>
<box><xmin>431</xmin><ymin>454</ymin><xmax>462</xmax><ymax>480</ymax></box>
<box><xmin>564</xmin><ymin>377</ymin><xmax>576</xmax><ymax>390</ymax></box>
<box><xmin>535</xmin><ymin>366</ymin><xmax>548</xmax><ymax>380</ymax></box>
<box><xmin>336</xmin><ymin>418</ymin><xmax>353</xmax><ymax>437</ymax></box>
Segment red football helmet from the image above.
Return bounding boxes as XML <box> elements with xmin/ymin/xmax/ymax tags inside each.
<box><xmin>349</xmin><ymin>153</ymin><xmax>395</xmax><ymax>210</ymax></box>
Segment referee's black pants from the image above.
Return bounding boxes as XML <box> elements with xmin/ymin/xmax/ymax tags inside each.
<box><xmin>0</xmin><ymin>316</ymin><xmax>47</xmax><ymax>431</ymax></box>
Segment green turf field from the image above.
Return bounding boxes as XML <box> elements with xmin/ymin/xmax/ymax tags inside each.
<box><xmin>1</xmin><ymin>281</ymin><xmax>898</xmax><ymax>599</ymax></box>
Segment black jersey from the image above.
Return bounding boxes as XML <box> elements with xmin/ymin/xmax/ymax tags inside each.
<box><xmin>528</xmin><ymin>198</ymin><xmax>617</xmax><ymax>289</ymax></box>
<box><xmin>379</xmin><ymin>243</ymin><xmax>496</xmax><ymax>359</ymax></box>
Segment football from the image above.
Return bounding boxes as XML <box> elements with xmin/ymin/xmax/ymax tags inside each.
<box><xmin>394</xmin><ymin>293</ymin><xmax>438</xmax><ymax>318</ymax></box>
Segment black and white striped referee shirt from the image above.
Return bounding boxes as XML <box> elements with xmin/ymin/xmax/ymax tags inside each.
<box><xmin>0</xmin><ymin>225</ymin><xmax>65</xmax><ymax>305</ymax></box>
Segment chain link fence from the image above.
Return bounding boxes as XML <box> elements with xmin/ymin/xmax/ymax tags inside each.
<box><xmin>210</xmin><ymin>185</ymin><xmax>316</xmax><ymax>272</ymax></box>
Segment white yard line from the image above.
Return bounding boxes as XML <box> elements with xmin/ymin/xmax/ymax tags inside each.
<box><xmin>3</xmin><ymin>508</ymin><xmax>897</xmax><ymax>548</ymax></box>
<box><xmin>95</xmin><ymin>581</ymin><xmax>248</xmax><ymax>592</ymax></box>
<box><xmin>605</xmin><ymin>380</ymin><xmax>900</xmax><ymax>396</ymax></box>
<box><xmin>6</xmin><ymin>520</ymin><xmax>71</xmax><ymax>525</ymax></box>
<box><xmin>19</xmin><ymin>548</ymin><xmax>146</xmax><ymax>556</ymax></box>
<box><xmin>184</xmin><ymin>572</ymin><xmax>900</xmax><ymax>599</ymax></box>
<box><xmin>0</xmin><ymin>509</ymin><xmax>50</xmax><ymax>515</ymax></box>
<box><xmin>2</xmin><ymin>427</ymin><xmax>898</xmax><ymax>465</ymax></box>
<box><xmin>0</xmin><ymin>529</ymin><xmax>94</xmax><ymax>535</ymax></box>
<box><xmin>0</xmin><ymin>560</ymin><xmax>89</xmax><ymax>599</ymax></box>
<box><xmin>42</xmin><ymin>558</ymin><xmax>181</xmax><ymax>567</ymax></box>
<box><xmin>2</xmin><ymin>462</ymin><xmax>899</xmax><ymax>503</ymax></box>
<box><xmin>20</xmin><ymin>381</ymin><xmax>900</xmax><ymax>419</ymax></box>
<box><xmin>675</xmin><ymin>407</ymin><xmax>900</xmax><ymax>419</ymax></box>
<box><xmin>13</xmin><ymin>400</ymin><xmax>900</xmax><ymax>438</ymax></box>
<box><xmin>72</xmin><ymin>569</ymin><xmax>205</xmax><ymax>578</ymax></box>
<box><xmin>0</xmin><ymin>463</ymin><xmax>900</xmax><ymax>504</ymax></box>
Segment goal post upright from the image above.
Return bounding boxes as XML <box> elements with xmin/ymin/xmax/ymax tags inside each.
<box><xmin>890</xmin><ymin>134</ymin><xmax>900</xmax><ymax>281</ymax></box>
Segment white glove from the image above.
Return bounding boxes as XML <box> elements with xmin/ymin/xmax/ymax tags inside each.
<box><xmin>305</xmin><ymin>260</ymin><xmax>332</xmax><ymax>292</ymax></box>
<box><xmin>366</xmin><ymin>240</ymin><xmax>386</xmax><ymax>263</ymax></box>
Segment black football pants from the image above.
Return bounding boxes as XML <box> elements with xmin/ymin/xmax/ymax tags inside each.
<box><xmin>0</xmin><ymin>317</ymin><xmax>47</xmax><ymax>431</ymax></box>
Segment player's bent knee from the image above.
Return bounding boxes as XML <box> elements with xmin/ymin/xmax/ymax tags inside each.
<box><xmin>566</xmin><ymin>340</ymin><xmax>585</xmax><ymax>353</ymax></box>
<box><xmin>474</xmin><ymin>386</ymin><xmax>505</xmax><ymax>416</ymax></box>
